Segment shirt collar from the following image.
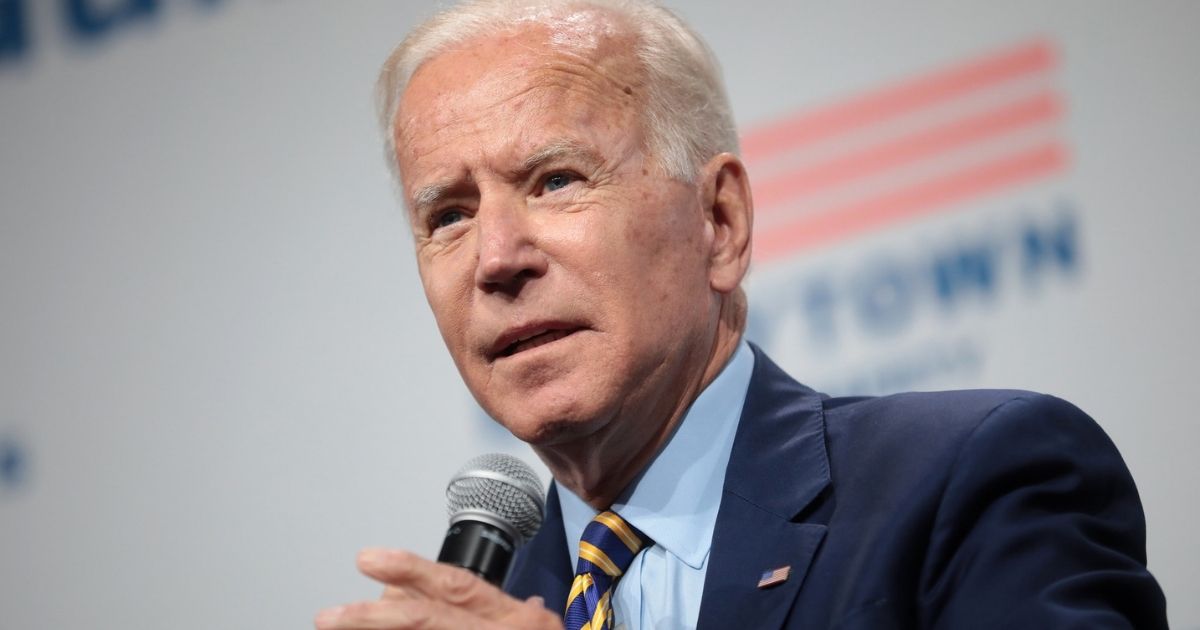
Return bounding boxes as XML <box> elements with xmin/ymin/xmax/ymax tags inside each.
<box><xmin>557</xmin><ymin>340</ymin><xmax>755</xmax><ymax>569</ymax></box>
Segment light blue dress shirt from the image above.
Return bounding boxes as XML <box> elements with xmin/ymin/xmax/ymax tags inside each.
<box><xmin>557</xmin><ymin>341</ymin><xmax>755</xmax><ymax>630</ymax></box>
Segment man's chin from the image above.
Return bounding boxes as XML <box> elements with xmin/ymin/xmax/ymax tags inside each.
<box><xmin>498</xmin><ymin>413</ymin><xmax>602</xmax><ymax>448</ymax></box>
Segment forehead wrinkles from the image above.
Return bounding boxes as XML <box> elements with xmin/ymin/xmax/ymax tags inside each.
<box><xmin>395</xmin><ymin>33</ymin><xmax>646</xmax><ymax>175</ymax></box>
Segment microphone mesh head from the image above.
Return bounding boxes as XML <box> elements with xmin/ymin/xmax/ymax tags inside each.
<box><xmin>446</xmin><ymin>453</ymin><xmax>545</xmax><ymax>544</ymax></box>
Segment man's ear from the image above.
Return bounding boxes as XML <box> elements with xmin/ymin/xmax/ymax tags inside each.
<box><xmin>699</xmin><ymin>153</ymin><xmax>754</xmax><ymax>294</ymax></box>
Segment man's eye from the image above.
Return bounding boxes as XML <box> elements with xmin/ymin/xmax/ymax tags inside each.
<box><xmin>542</xmin><ymin>172</ymin><xmax>577</xmax><ymax>193</ymax></box>
<box><xmin>435</xmin><ymin>209</ymin><xmax>465</xmax><ymax>229</ymax></box>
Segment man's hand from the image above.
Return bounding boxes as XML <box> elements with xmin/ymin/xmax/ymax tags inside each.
<box><xmin>315</xmin><ymin>548</ymin><xmax>564</xmax><ymax>630</ymax></box>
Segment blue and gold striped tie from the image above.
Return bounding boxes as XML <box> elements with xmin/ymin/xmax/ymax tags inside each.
<box><xmin>564</xmin><ymin>510</ymin><xmax>652</xmax><ymax>630</ymax></box>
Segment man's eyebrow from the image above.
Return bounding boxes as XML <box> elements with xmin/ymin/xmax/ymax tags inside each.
<box><xmin>519</xmin><ymin>140</ymin><xmax>603</xmax><ymax>174</ymax></box>
<box><xmin>409</xmin><ymin>181</ymin><xmax>454</xmax><ymax>216</ymax></box>
<box><xmin>407</xmin><ymin>142</ymin><xmax>601</xmax><ymax>214</ymax></box>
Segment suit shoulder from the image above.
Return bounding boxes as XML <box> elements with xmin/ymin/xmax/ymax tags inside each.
<box><xmin>819</xmin><ymin>389</ymin><xmax>1097</xmax><ymax>461</ymax></box>
<box><xmin>822</xmin><ymin>388</ymin><xmax>1045</xmax><ymax>427</ymax></box>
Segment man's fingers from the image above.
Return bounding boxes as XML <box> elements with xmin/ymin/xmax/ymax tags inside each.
<box><xmin>380</xmin><ymin>585</ymin><xmax>413</xmax><ymax>601</ymax></box>
<box><xmin>314</xmin><ymin>596</ymin><xmax>562</xmax><ymax>630</ymax></box>
<box><xmin>356</xmin><ymin>548</ymin><xmax>508</xmax><ymax>614</ymax></box>
<box><xmin>315</xmin><ymin>598</ymin><xmax>453</xmax><ymax>630</ymax></box>
<box><xmin>330</xmin><ymin>548</ymin><xmax>563</xmax><ymax>629</ymax></box>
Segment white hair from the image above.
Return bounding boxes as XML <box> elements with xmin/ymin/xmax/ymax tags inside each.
<box><xmin>375</xmin><ymin>0</ymin><xmax>739</xmax><ymax>183</ymax></box>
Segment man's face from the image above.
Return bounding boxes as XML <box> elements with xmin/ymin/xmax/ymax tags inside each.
<box><xmin>393</xmin><ymin>25</ymin><xmax>721</xmax><ymax>448</ymax></box>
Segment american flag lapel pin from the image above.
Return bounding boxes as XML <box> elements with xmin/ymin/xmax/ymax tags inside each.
<box><xmin>757</xmin><ymin>565</ymin><xmax>792</xmax><ymax>589</ymax></box>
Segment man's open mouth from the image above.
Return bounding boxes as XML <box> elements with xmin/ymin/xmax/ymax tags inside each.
<box><xmin>493</xmin><ymin>325</ymin><xmax>581</xmax><ymax>358</ymax></box>
<box><xmin>501</xmin><ymin>328</ymin><xmax>578</xmax><ymax>357</ymax></box>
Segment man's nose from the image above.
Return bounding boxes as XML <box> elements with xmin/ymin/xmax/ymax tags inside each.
<box><xmin>474</xmin><ymin>203</ymin><xmax>548</xmax><ymax>292</ymax></box>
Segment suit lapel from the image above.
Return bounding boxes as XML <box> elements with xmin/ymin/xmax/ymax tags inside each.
<box><xmin>697</xmin><ymin>345</ymin><xmax>831</xmax><ymax>630</ymax></box>
<box><xmin>504</xmin><ymin>483</ymin><xmax>573</xmax><ymax>611</ymax></box>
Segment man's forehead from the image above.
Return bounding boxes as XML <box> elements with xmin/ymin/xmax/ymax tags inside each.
<box><xmin>395</xmin><ymin>73</ymin><xmax>629</xmax><ymax>170</ymax></box>
<box><xmin>394</xmin><ymin>27</ymin><xmax>643</xmax><ymax>152</ymax></box>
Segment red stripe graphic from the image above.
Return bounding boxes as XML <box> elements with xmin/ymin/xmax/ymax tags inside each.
<box><xmin>744</xmin><ymin>38</ymin><xmax>1068</xmax><ymax>262</ymax></box>
<box><xmin>754</xmin><ymin>142</ymin><xmax>1068</xmax><ymax>263</ymax></box>
<box><xmin>742</xmin><ymin>40</ymin><xmax>1055</xmax><ymax>162</ymax></box>
<box><xmin>753</xmin><ymin>91</ymin><xmax>1063</xmax><ymax>212</ymax></box>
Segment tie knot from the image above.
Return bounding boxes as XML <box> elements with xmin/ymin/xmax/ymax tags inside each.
<box><xmin>576</xmin><ymin>510</ymin><xmax>652</xmax><ymax>578</ymax></box>
<box><xmin>565</xmin><ymin>511</ymin><xmax>651</xmax><ymax>630</ymax></box>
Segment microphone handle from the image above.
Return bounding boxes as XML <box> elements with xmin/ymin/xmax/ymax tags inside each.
<box><xmin>437</xmin><ymin>519</ymin><xmax>516</xmax><ymax>586</ymax></box>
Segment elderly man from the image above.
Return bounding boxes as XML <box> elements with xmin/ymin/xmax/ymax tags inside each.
<box><xmin>316</xmin><ymin>1</ymin><xmax>1167</xmax><ymax>628</ymax></box>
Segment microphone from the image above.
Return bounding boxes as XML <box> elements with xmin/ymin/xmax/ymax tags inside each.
<box><xmin>437</xmin><ymin>453</ymin><xmax>546</xmax><ymax>586</ymax></box>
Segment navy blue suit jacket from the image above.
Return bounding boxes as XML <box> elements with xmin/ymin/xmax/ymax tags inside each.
<box><xmin>506</xmin><ymin>345</ymin><xmax>1167</xmax><ymax>628</ymax></box>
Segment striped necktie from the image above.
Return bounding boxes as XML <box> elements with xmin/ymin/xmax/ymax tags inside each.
<box><xmin>564</xmin><ymin>510</ymin><xmax>652</xmax><ymax>630</ymax></box>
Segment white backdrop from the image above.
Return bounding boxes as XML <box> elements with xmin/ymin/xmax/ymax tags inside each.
<box><xmin>1</xmin><ymin>2</ymin><xmax>1196</xmax><ymax>628</ymax></box>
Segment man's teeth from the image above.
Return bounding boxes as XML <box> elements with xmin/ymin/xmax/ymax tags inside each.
<box><xmin>509</xmin><ymin>329</ymin><xmax>571</xmax><ymax>355</ymax></box>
